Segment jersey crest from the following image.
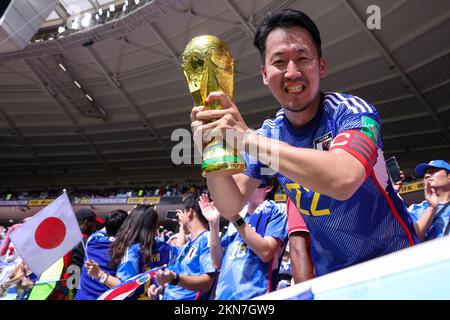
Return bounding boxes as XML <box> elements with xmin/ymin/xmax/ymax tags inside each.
<box><xmin>314</xmin><ymin>131</ymin><xmax>332</xmax><ymax>151</ymax></box>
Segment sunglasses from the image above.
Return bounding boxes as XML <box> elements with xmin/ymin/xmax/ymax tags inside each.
<box><xmin>257</xmin><ymin>183</ymin><xmax>267</xmax><ymax>189</ymax></box>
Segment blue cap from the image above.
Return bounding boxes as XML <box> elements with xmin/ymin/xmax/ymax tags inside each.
<box><xmin>415</xmin><ymin>160</ymin><xmax>450</xmax><ymax>176</ymax></box>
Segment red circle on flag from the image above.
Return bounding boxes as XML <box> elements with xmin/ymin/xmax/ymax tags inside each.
<box><xmin>34</xmin><ymin>217</ymin><xmax>66</xmax><ymax>249</ymax></box>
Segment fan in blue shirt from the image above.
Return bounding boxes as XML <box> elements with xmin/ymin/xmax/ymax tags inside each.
<box><xmin>162</xmin><ymin>230</ymin><xmax>214</xmax><ymax>300</ymax></box>
<box><xmin>199</xmin><ymin>179</ymin><xmax>288</xmax><ymax>300</ymax></box>
<box><xmin>408</xmin><ymin>160</ymin><xmax>450</xmax><ymax>241</ymax></box>
<box><xmin>150</xmin><ymin>195</ymin><xmax>216</xmax><ymax>300</ymax></box>
<box><xmin>84</xmin><ymin>205</ymin><xmax>178</xmax><ymax>299</ymax></box>
<box><xmin>190</xmin><ymin>8</ymin><xmax>418</xmax><ymax>277</ymax></box>
<box><xmin>75</xmin><ymin>210</ymin><xmax>128</xmax><ymax>300</ymax></box>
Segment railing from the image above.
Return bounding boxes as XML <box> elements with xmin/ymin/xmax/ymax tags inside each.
<box><xmin>30</xmin><ymin>0</ymin><xmax>156</xmax><ymax>43</ymax></box>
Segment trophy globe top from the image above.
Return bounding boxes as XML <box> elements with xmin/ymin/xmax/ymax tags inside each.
<box><xmin>182</xmin><ymin>35</ymin><xmax>233</xmax><ymax>106</ymax></box>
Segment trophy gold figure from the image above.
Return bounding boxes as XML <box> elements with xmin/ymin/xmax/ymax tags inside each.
<box><xmin>182</xmin><ymin>35</ymin><xmax>246</xmax><ymax>177</ymax></box>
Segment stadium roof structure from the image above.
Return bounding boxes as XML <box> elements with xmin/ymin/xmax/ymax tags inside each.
<box><xmin>0</xmin><ymin>0</ymin><xmax>449</xmax><ymax>190</ymax></box>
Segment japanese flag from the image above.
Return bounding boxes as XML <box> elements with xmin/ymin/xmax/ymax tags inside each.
<box><xmin>10</xmin><ymin>192</ymin><xmax>83</xmax><ymax>275</ymax></box>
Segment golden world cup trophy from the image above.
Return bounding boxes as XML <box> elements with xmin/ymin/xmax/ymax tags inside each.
<box><xmin>182</xmin><ymin>35</ymin><xmax>246</xmax><ymax>177</ymax></box>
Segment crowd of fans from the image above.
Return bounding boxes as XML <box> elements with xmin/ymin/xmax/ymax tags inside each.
<box><xmin>0</xmin><ymin>177</ymin><xmax>295</xmax><ymax>300</ymax></box>
<box><xmin>0</xmin><ymin>184</ymin><xmax>209</xmax><ymax>201</ymax></box>
<box><xmin>1</xmin><ymin>157</ymin><xmax>447</xmax><ymax>300</ymax></box>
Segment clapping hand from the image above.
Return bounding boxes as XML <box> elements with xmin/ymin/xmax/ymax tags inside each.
<box><xmin>424</xmin><ymin>180</ymin><xmax>438</xmax><ymax>209</ymax></box>
<box><xmin>198</xmin><ymin>193</ymin><xmax>220</xmax><ymax>224</ymax></box>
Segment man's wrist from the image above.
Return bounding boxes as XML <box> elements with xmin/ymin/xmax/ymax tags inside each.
<box><xmin>209</xmin><ymin>220</ymin><xmax>220</xmax><ymax>230</ymax></box>
<box><xmin>170</xmin><ymin>272</ymin><xmax>180</xmax><ymax>285</ymax></box>
<box><xmin>429</xmin><ymin>204</ymin><xmax>439</xmax><ymax>211</ymax></box>
<box><xmin>99</xmin><ymin>271</ymin><xmax>109</xmax><ymax>284</ymax></box>
<box><xmin>94</xmin><ymin>270</ymin><xmax>102</xmax><ymax>280</ymax></box>
<box><xmin>230</xmin><ymin>214</ymin><xmax>245</xmax><ymax>228</ymax></box>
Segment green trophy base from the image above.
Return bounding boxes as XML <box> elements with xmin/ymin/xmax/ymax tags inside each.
<box><xmin>201</xmin><ymin>139</ymin><xmax>246</xmax><ymax>177</ymax></box>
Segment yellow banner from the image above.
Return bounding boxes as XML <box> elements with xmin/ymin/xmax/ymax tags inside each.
<box><xmin>28</xmin><ymin>199</ymin><xmax>54</xmax><ymax>206</ymax></box>
<box><xmin>399</xmin><ymin>181</ymin><xmax>424</xmax><ymax>194</ymax></box>
<box><xmin>274</xmin><ymin>194</ymin><xmax>287</xmax><ymax>202</ymax></box>
<box><xmin>79</xmin><ymin>199</ymin><xmax>92</xmax><ymax>205</ymax></box>
<box><xmin>127</xmin><ymin>197</ymin><xmax>160</xmax><ymax>205</ymax></box>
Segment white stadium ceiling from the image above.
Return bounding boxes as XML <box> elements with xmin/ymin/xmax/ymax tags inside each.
<box><xmin>0</xmin><ymin>0</ymin><xmax>449</xmax><ymax>190</ymax></box>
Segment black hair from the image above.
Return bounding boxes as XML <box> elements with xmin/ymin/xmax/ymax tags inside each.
<box><xmin>105</xmin><ymin>210</ymin><xmax>128</xmax><ymax>237</ymax></box>
<box><xmin>253</xmin><ymin>8</ymin><xmax>322</xmax><ymax>62</ymax></box>
<box><xmin>109</xmin><ymin>204</ymin><xmax>158</xmax><ymax>269</ymax></box>
<box><xmin>184</xmin><ymin>194</ymin><xmax>208</xmax><ymax>228</ymax></box>
<box><xmin>265</xmin><ymin>176</ymin><xmax>279</xmax><ymax>201</ymax></box>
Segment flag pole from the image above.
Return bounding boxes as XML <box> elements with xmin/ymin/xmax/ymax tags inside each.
<box><xmin>81</xmin><ymin>238</ymin><xmax>89</xmax><ymax>261</ymax></box>
<box><xmin>33</xmin><ymin>278</ymin><xmax>65</xmax><ymax>286</ymax></box>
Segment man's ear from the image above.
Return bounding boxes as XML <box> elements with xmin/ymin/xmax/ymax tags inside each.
<box><xmin>187</xmin><ymin>208</ymin><xmax>194</xmax><ymax>219</ymax></box>
<box><xmin>319</xmin><ymin>57</ymin><xmax>327</xmax><ymax>78</ymax></box>
<box><xmin>261</xmin><ymin>64</ymin><xmax>269</xmax><ymax>85</ymax></box>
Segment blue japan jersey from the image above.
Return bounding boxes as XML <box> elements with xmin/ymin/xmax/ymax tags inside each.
<box><xmin>163</xmin><ymin>230</ymin><xmax>215</xmax><ymax>300</ymax></box>
<box><xmin>116</xmin><ymin>240</ymin><xmax>178</xmax><ymax>281</ymax></box>
<box><xmin>244</xmin><ymin>92</ymin><xmax>418</xmax><ymax>276</ymax></box>
<box><xmin>75</xmin><ymin>231</ymin><xmax>115</xmax><ymax>300</ymax></box>
<box><xmin>409</xmin><ymin>201</ymin><xmax>450</xmax><ymax>240</ymax></box>
<box><xmin>215</xmin><ymin>200</ymin><xmax>288</xmax><ymax>300</ymax></box>
<box><xmin>115</xmin><ymin>239</ymin><xmax>179</xmax><ymax>300</ymax></box>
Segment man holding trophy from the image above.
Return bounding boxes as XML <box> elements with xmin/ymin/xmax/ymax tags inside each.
<box><xmin>187</xmin><ymin>8</ymin><xmax>418</xmax><ymax>276</ymax></box>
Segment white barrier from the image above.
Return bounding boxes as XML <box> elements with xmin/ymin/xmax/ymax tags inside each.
<box><xmin>255</xmin><ymin>236</ymin><xmax>450</xmax><ymax>300</ymax></box>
